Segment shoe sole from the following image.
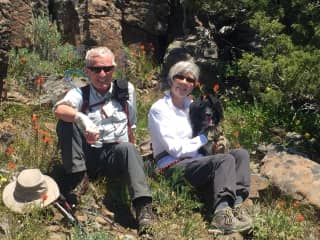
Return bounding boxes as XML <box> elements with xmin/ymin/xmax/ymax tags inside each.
<box><xmin>208</xmin><ymin>224</ymin><xmax>252</xmax><ymax>235</ymax></box>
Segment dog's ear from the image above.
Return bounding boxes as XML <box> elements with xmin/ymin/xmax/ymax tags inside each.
<box><xmin>207</xmin><ymin>94</ymin><xmax>224</xmax><ymax>124</ymax></box>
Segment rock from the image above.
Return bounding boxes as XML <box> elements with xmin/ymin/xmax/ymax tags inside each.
<box><xmin>261</xmin><ymin>151</ymin><xmax>320</xmax><ymax>208</ymax></box>
<box><xmin>215</xmin><ymin>232</ymin><xmax>244</xmax><ymax>240</ymax></box>
<box><xmin>95</xmin><ymin>216</ymin><xmax>108</xmax><ymax>225</ymax></box>
<box><xmin>47</xmin><ymin>232</ymin><xmax>69</xmax><ymax>240</ymax></box>
<box><xmin>249</xmin><ymin>173</ymin><xmax>269</xmax><ymax>199</ymax></box>
<box><xmin>139</xmin><ymin>138</ymin><xmax>152</xmax><ymax>157</ymax></box>
<box><xmin>75</xmin><ymin>213</ymin><xmax>88</xmax><ymax>222</ymax></box>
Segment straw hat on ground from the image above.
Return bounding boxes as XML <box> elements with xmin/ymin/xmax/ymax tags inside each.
<box><xmin>2</xmin><ymin>168</ymin><xmax>60</xmax><ymax>213</ymax></box>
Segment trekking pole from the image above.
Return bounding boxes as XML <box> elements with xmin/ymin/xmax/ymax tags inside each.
<box><xmin>53</xmin><ymin>194</ymin><xmax>87</xmax><ymax>236</ymax></box>
<box><xmin>54</xmin><ymin>194</ymin><xmax>78</xmax><ymax>225</ymax></box>
<box><xmin>54</xmin><ymin>201</ymin><xmax>78</xmax><ymax>225</ymax></box>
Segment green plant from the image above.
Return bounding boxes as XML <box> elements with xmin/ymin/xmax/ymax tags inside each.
<box><xmin>223</xmin><ymin>99</ymin><xmax>269</xmax><ymax>151</ymax></box>
<box><xmin>115</xmin><ymin>44</ymin><xmax>159</xmax><ymax>89</ymax></box>
<box><xmin>252</xmin><ymin>188</ymin><xmax>318</xmax><ymax>239</ymax></box>
<box><xmin>7</xmin><ymin>15</ymin><xmax>82</xmax><ymax>92</ymax></box>
<box><xmin>150</xmin><ymin>170</ymin><xmax>206</xmax><ymax>239</ymax></box>
<box><xmin>72</xmin><ymin>225</ymin><xmax>117</xmax><ymax>240</ymax></box>
<box><xmin>25</xmin><ymin>13</ymin><xmax>61</xmax><ymax>61</ymax></box>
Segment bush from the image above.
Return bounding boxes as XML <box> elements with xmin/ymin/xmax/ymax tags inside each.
<box><xmin>7</xmin><ymin>15</ymin><xmax>83</xmax><ymax>92</ymax></box>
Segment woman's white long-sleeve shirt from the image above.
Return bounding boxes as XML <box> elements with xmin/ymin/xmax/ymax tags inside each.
<box><xmin>148</xmin><ymin>92</ymin><xmax>207</xmax><ymax>169</ymax></box>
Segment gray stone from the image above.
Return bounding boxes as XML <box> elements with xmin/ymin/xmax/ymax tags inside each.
<box><xmin>261</xmin><ymin>152</ymin><xmax>320</xmax><ymax>208</ymax></box>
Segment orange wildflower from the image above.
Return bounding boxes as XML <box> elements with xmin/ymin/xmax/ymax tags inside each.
<box><xmin>140</xmin><ymin>44</ymin><xmax>145</xmax><ymax>50</ymax></box>
<box><xmin>7</xmin><ymin>162</ymin><xmax>16</xmax><ymax>170</ymax></box>
<box><xmin>20</xmin><ymin>57</ymin><xmax>27</xmax><ymax>64</ymax></box>
<box><xmin>43</xmin><ymin>137</ymin><xmax>52</xmax><ymax>144</ymax></box>
<box><xmin>34</xmin><ymin>125</ymin><xmax>39</xmax><ymax>131</ymax></box>
<box><xmin>6</xmin><ymin>147</ymin><xmax>14</xmax><ymax>154</ymax></box>
<box><xmin>35</xmin><ymin>75</ymin><xmax>45</xmax><ymax>86</ymax></box>
<box><xmin>296</xmin><ymin>214</ymin><xmax>304</xmax><ymax>222</ymax></box>
<box><xmin>293</xmin><ymin>201</ymin><xmax>299</xmax><ymax>208</ymax></box>
<box><xmin>213</xmin><ymin>83</ymin><xmax>220</xmax><ymax>92</ymax></box>
<box><xmin>40</xmin><ymin>130</ymin><xmax>48</xmax><ymax>137</ymax></box>
<box><xmin>194</xmin><ymin>81</ymin><xmax>201</xmax><ymax>88</ymax></box>
<box><xmin>41</xmin><ymin>193</ymin><xmax>48</xmax><ymax>201</ymax></box>
<box><xmin>31</xmin><ymin>114</ymin><xmax>37</xmax><ymax>123</ymax></box>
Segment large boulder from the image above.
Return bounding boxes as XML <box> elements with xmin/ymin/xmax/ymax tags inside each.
<box><xmin>50</xmin><ymin>0</ymin><xmax>123</xmax><ymax>57</ymax></box>
<box><xmin>0</xmin><ymin>0</ymin><xmax>11</xmax><ymax>99</ymax></box>
<box><xmin>261</xmin><ymin>151</ymin><xmax>320</xmax><ymax>209</ymax></box>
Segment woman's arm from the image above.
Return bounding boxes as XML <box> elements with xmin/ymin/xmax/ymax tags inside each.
<box><xmin>148</xmin><ymin>105</ymin><xmax>207</xmax><ymax>159</ymax></box>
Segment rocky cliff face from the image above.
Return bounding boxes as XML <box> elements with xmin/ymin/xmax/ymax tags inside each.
<box><xmin>0</xmin><ymin>0</ymin><xmax>12</xmax><ymax>99</ymax></box>
<box><xmin>0</xmin><ymin>0</ymin><xmax>259</xmax><ymax>97</ymax></box>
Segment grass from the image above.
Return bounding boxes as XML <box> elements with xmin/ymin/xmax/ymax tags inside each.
<box><xmin>1</xmin><ymin>98</ymin><xmax>320</xmax><ymax>239</ymax></box>
<box><xmin>1</xmin><ymin>14</ymin><xmax>320</xmax><ymax>239</ymax></box>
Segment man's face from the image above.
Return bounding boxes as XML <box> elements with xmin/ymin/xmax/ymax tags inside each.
<box><xmin>85</xmin><ymin>55</ymin><xmax>115</xmax><ymax>94</ymax></box>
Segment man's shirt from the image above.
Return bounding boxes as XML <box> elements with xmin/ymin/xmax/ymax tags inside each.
<box><xmin>55</xmin><ymin>81</ymin><xmax>136</xmax><ymax>143</ymax></box>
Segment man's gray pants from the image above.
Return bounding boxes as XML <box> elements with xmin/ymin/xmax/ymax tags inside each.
<box><xmin>164</xmin><ymin>149</ymin><xmax>250</xmax><ymax>209</ymax></box>
<box><xmin>56</xmin><ymin>120</ymin><xmax>152</xmax><ymax>201</ymax></box>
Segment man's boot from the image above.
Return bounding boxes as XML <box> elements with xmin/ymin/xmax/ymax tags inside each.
<box><xmin>59</xmin><ymin>171</ymin><xmax>89</xmax><ymax>209</ymax></box>
<box><xmin>134</xmin><ymin>197</ymin><xmax>155</xmax><ymax>236</ymax></box>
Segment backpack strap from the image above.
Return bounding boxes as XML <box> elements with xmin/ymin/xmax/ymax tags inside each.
<box><xmin>80</xmin><ymin>84</ymin><xmax>90</xmax><ymax>113</ymax></box>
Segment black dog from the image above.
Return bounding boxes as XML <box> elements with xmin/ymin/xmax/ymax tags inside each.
<box><xmin>189</xmin><ymin>94</ymin><xmax>226</xmax><ymax>155</ymax></box>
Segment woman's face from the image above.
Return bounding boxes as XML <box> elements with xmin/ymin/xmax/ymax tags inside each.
<box><xmin>170</xmin><ymin>73</ymin><xmax>196</xmax><ymax>99</ymax></box>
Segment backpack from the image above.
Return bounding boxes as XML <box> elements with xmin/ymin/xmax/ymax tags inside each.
<box><xmin>79</xmin><ymin>83</ymin><xmax>134</xmax><ymax>143</ymax></box>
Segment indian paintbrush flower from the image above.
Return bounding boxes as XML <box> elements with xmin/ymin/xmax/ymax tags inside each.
<box><xmin>7</xmin><ymin>162</ymin><xmax>16</xmax><ymax>170</ymax></box>
<box><xmin>6</xmin><ymin>147</ymin><xmax>14</xmax><ymax>154</ymax></box>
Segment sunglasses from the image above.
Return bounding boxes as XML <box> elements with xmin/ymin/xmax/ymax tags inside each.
<box><xmin>87</xmin><ymin>66</ymin><xmax>115</xmax><ymax>73</ymax></box>
<box><xmin>173</xmin><ymin>74</ymin><xmax>196</xmax><ymax>83</ymax></box>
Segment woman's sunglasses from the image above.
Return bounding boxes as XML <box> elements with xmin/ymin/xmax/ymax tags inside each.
<box><xmin>173</xmin><ymin>74</ymin><xmax>196</xmax><ymax>83</ymax></box>
<box><xmin>87</xmin><ymin>66</ymin><xmax>115</xmax><ymax>73</ymax></box>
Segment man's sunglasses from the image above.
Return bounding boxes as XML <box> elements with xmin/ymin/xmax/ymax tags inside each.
<box><xmin>173</xmin><ymin>74</ymin><xmax>196</xmax><ymax>83</ymax></box>
<box><xmin>87</xmin><ymin>66</ymin><xmax>115</xmax><ymax>73</ymax></box>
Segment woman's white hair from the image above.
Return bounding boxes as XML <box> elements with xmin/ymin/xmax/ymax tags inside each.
<box><xmin>167</xmin><ymin>61</ymin><xmax>200</xmax><ymax>86</ymax></box>
<box><xmin>85</xmin><ymin>46</ymin><xmax>117</xmax><ymax>66</ymax></box>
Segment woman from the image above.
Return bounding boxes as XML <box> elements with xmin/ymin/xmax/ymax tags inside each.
<box><xmin>148</xmin><ymin>60</ymin><xmax>252</xmax><ymax>234</ymax></box>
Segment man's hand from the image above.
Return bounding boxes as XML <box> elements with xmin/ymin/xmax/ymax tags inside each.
<box><xmin>74</xmin><ymin>112</ymin><xmax>99</xmax><ymax>144</ymax></box>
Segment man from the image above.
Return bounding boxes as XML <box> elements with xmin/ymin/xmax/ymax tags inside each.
<box><xmin>54</xmin><ymin>46</ymin><xmax>154</xmax><ymax>233</ymax></box>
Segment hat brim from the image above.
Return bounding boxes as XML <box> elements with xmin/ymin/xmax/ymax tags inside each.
<box><xmin>2</xmin><ymin>175</ymin><xmax>60</xmax><ymax>213</ymax></box>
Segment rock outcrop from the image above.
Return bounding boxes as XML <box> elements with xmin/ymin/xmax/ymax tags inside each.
<box><xmin>261</xmin><ymin>151</ymin><xmax>320</xmax><ymax>209</ymax></box>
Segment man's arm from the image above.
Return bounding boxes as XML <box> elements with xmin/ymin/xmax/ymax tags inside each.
<box><xmin>55</xmin><ymin>104</ymin><xmax>99</xmax><ymax>145</ymax></box>
<box><xmin>54</xmin><ymin>104</ymin><xmax>77</xmax><ymax>122</ymax></box>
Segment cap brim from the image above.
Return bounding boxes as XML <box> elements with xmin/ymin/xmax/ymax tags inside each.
<box><xmin>2</xmin><ymin>175</ymin><xmax>60</xmax><ymax>213</ymax></box>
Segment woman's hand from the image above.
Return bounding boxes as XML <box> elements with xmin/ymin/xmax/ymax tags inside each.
<box><xmin>214</xmin><ymin>136</ymin><xmax>230</xmax><ymax>153</ymax></box>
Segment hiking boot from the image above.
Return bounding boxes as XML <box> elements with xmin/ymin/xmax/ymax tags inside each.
<box><xmin>60</xmin><ymin>171</ymin><xmax>89</xmax><ymax>209</ymax></box>
<box><xmin>233</xmin><ymin>204</ymin><xmax>253</xmax><ymax>226</ymax></box>
<box><xmin>209</xmin><ymin>207</ymin><xmax>251</xmax><ymax>234</ymax></box>
<box><xmin>135</xmin><ymin>202</ymin><xmax>155</xmax><ymax>235</ymax></box>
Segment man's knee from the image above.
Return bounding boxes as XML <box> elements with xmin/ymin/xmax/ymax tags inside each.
<box><xmin>114</xmin><ymin>142</ymin><xmax>137</xmax><ymax>154</ymax></box>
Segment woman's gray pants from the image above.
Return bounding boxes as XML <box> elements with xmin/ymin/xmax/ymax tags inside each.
<box><xmin>56</xmin><ymin>120</ymin><xmax>152</xmax><ymax>201</ymax></box>
<box><xmin>164</xmin><ymin>149</ymin><xmax>250</xmax><ymax>209</ymax></box>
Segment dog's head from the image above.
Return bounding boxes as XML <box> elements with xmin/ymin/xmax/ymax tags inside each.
<box><xmin>189</xmin><ymin>94</ymin><xmax>224</xmax><ymax>137</ymax></box>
